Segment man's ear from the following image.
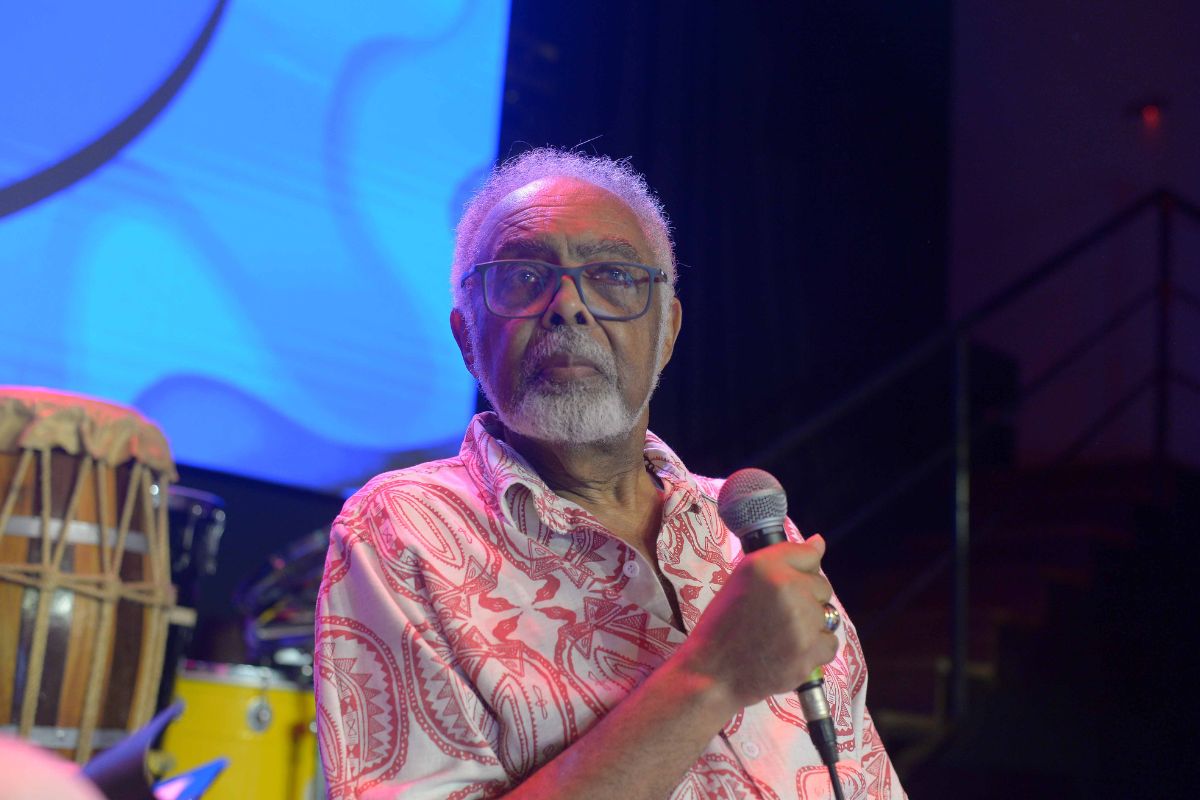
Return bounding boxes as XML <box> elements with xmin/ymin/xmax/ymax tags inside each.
<box><xmin>657</xmin><ymin>297</ymin><xmax>683</xmax><ymax>372</ymax></box>
<box><xmin>450</xmin><ymin>308</ymin><xmax>477</xmax><ymax>377</ymax></box>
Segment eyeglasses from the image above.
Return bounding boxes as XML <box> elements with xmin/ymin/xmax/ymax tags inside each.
<box><xmin>460</xmin><ymin>260</ymin><xmax>669</xmax><ymax>321</ymax></box>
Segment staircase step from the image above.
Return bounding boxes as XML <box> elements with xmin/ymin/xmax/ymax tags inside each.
<box><xmin>848</xmin><ymin>558</ymin><xmax>1086</xmax><ymax>634</ymax></box>
<box><xmin>868</xmin><ymin>655</ymin><xmax>995</xmax><ymax>731</ymax></box>
<box><xmin>829</xmin><ymin>460</ymin><xmax>1199</xmax><ymax>792</ymax></box>
<box><xmin>851</xmin><ymin>459</ymin><xmax>1199</xmax><ymax>795</ymax></box>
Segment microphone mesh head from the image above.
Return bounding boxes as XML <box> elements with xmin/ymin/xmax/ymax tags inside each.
<box><xmin>717</xmin><ymin>468</ymin><xmax>788</xmax><ymax>537</ymax></box>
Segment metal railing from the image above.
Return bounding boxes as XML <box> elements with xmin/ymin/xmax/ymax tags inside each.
<box><xmin>747</xmin><ymin>188</ymin><xmax>1200</xmax><ymax>720</ymax></box>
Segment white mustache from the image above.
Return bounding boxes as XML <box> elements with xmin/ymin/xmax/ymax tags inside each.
<box><xmin>520</xmin><ymin>328</ymin><xmax>617</xmax><ymax>384</ymax></box>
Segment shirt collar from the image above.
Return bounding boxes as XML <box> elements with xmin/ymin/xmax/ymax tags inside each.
<box><xmin>462</xmin><ymin>412</ymin><xmax>704</xmax><ymax>531</ymax></box>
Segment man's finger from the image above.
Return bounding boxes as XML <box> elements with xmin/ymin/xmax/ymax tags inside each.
<box><xmin>767</xmin><ymin>537</ymin><xmax>825</xmax><ymax>573</ymax></box>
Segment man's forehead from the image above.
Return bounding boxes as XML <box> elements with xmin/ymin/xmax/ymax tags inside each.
<box><xmin>492</xmin><ymin>234</ymin><xmax>643</xmax><ymax>264</ymax></box>
<box><xmin>478</xmin><ymin>177</ymin><xmax>651</xmax><ymax>261</ymax></box>
<box><xmin>501</xmin><ymin>175</ymin><xmax>616</xmax><ymax>207</ymax></box>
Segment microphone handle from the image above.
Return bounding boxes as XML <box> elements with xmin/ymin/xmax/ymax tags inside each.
<box><xmin>737</xmin><ymin>525</ymin><xmax>840</xmax><ymax>767</ymax></box>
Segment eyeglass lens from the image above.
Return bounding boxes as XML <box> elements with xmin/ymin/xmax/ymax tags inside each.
<box><xmin>486</xmin><ymin>262</ymin><xmax>653</xmax><ymax>318</ymax></box>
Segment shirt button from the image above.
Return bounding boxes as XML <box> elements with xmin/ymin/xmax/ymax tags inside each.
<box><xmin>740</xmin><ymin>740</ymin><xmax>761</xmax><ymax>759</ymax></box>
<box><xmin>622</xmin><ymin>561</ymin><xmax>640</xmax><ymax>578</ymax></box>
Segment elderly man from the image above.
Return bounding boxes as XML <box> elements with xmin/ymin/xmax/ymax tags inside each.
<box><xmin>316</xmin><ymin>149</ymin><xmax>903</xmax><ymax>799</ymax></box>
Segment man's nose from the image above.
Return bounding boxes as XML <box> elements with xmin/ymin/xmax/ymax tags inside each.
<box><xmin>540</xmin><ymin>274</ymin><xmax>592</xmax><ymax>327</ymax></box>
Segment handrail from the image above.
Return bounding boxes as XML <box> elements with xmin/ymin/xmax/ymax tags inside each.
<box><xmin>749</xmin><ymin>189</ymin><xmax>1164</xmax><ymax>468</ymax></box>
<box><xmin>1019</xmin><ymin>288</ymin><xmax>1155</xmax><ymax>400</ymax></box>
<box><xmin>748</xmin><ymin>187</ymin><xmax>1199</xmax><ymax>726</ymax></box>
<box><xmin>825</xmin><ymin>443</ymin><xmax>954</xmax><ymax>545</ymax></box>
<box><xmin>954</xmin><ymin>191</ymin><xmax>1159</xmax><ymax>334</ymax></box>
<box><xmin>816</xmin><ymin>287</ymin><xmax>1157</xmax><ymax>550</ymax></box>
<box><xmin>1051</xmin><ymin>374</ymin><xmax>1154</xmax><ymax>466</ymax></box>
<box><xmin>1170</xmin><ymin>192</ymin><xmax>1200</xmax><ymax>222</ymax></box>
<box><xmin>857</xmin><ymin>374</ymin><xmax>1154</xmax><ymax>640</ymax></box>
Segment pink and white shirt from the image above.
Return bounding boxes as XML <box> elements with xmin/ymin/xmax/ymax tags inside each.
<box><xmin>316</xmin><ymin>413</ymin><xmax>904</xmax><ymax>799</ymax></box>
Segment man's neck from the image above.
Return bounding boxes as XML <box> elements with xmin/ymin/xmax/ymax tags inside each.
<box><xmin>503</xmin><ymin>423</ymin><xmax>664</xmax><ymax>557</ymax></box>
<box><xmin>505</xmin><ymin>423</ymin><xmax>650</xmax><ymax>505</ymax></box>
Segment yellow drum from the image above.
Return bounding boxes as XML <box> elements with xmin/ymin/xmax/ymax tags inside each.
<box><xmin>163</xmin><ymin>661</ymin><xmax>320</xmax><ymax>800</ymax></box>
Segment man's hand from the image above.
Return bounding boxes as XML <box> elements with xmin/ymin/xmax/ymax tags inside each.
<box><xmin>502</xmin><ymin>536</ymin><xmax>838</xmax><ymax>799</ymax></box>
<box><xmin>672</xmin><ymin>535</ymin><xmax>838</xmax><ymax>715</ymax></box>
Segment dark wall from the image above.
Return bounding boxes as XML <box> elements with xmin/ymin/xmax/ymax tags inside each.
<box><xmin>500</xmin><ymin>1</ymin><xmax>953</xmax><ymax>527</ymax></box>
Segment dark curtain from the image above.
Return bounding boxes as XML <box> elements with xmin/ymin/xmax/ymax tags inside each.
<box><xmin>498</xmin><ymin>1</ymin><xmax>952</xmax><ymax>534</ymax></box>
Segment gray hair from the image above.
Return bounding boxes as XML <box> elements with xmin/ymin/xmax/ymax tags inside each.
<box><xmin>451</xmin><ymin>147</ymin><xmax>676</xmax><ymax>312</ymax></box>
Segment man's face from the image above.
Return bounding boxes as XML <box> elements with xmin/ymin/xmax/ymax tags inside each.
<box><xmin>452</xmin><ymin>177</ymin><xmax>682</xmax><ymax>444</ymax></box>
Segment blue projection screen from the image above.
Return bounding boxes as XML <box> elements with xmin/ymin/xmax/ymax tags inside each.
<box><xmin>0</xmin><ymin>2</ymin><xmax>510</xmax><ymax>492</ymax></box>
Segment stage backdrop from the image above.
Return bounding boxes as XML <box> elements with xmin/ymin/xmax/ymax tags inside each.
<box><xmin>0</xmin><ymin>1</ymin><xmax>510</xmax><ymax>492</ymax></box>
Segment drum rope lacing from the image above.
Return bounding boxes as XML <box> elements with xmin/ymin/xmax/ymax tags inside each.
<box><xmin>0</xmin><ymin>447</ymin><xmax>181</xmax><ymax>763</ymax></box>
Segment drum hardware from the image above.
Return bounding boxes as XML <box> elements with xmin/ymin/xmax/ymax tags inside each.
<box><xmin>270</xmin><ymin>646</ymin><xmax>314</xmax><ymax>670</ymax></box>
<box><xmin>234</xmin><ymin>528</ymin><xmax>328</xmax><ymax>678</ymax></box>
<box><xmin>149</xmin><ymin>527</ymin><xmax>332</xmax><ymax>797</ymax></box>
<box><xmin>155</xmin><ymin>487</ymin><xmax>227</xmax><ymax>720</ymax></box>
<box><xmin>164</xmin><ymin>487</ymin><xmax>227</xmax><ymax>597</ymax></box>
<box><xmin>247</xmin><ymin>697</ymin><xmax>273</xmax><ymax>733</ymax></box>
<box><xmin>152</xmin><ymin>514</ymin><xmax>330</xmax><ymax>797</ymax></box>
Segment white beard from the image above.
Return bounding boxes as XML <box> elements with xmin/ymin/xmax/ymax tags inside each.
<box><xmin>473</xmin><ymin>321</ymin><xmax>666</xmax><ymax>445</ymax></box>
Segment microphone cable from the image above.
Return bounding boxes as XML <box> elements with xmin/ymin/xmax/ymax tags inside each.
<box><xmin>797</xmin><ymin>667</ymin><xmax>844</xmax><ymax>800</ymax></box>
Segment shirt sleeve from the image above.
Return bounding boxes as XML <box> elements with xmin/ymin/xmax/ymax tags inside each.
<box><xmin>315</xmin><ymin>498</ymin><xmax>512</xmax><ymax>800</ymax></box>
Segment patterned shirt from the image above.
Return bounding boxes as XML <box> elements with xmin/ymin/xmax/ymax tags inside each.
<box><xmin>315</xmin><ymin>412</ymin><xmax>904</xmax><ymax>799</ymax></box>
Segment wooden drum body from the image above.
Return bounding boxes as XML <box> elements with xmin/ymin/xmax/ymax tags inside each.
<box><xmin>0</xmin><ymin>387</ymin><xmax>179</xmax><ymax>762</ymax></box>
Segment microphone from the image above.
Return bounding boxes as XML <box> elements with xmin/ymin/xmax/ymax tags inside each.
<box><xmin>716</xmin><ymin>468</ymin><xmax>840</xmax><ymax>770</ymax></box>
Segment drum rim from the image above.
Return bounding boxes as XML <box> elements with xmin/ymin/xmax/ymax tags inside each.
<box><xmin>0</xmin><ymin>723</ymin><xmax>128</xmax><ymax>750</ymax></box>
<box><xmin>177</xmin><ymin>660</ymin><xmax>300</xmax><ymax>690</ymax></box>
<box><xmin>166</xmin><ymin>486</ymin><xmax>226</xmax><ymax>513</ymax></box>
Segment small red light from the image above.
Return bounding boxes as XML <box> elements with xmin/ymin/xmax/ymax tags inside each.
<box><xmin>1141</xmin><ymin>104</ymin><xmax>1162</xmax><ymax>130</ymax></box>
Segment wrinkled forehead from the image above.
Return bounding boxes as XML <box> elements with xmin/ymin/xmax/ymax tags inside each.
<box><xmin>476</xmin><ymin>177</ymin><xmax>654</xmax><ymax>264</ymax></box>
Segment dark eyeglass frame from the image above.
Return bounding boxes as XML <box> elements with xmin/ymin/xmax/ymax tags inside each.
<box><xmin>460</xmin><ymin>259</ymin><xmax>670</xmax><ymax>321</ymax></box>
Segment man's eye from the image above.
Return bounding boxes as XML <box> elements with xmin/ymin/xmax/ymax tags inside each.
<box><xmin>590</xmin><ymin>266</ymin><xmax>636</xmax><ymax>286</ymax></box>
<box><xmin>501</xmin><ymin>268</ymin><xmax>541</xmax><ymax>285</ymax></box>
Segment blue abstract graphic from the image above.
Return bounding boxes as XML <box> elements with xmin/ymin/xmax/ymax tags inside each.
<box><xmin>0</xmin><ymin>2</ymin><xmax>510</xmax><ymax>491</ymax></box>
